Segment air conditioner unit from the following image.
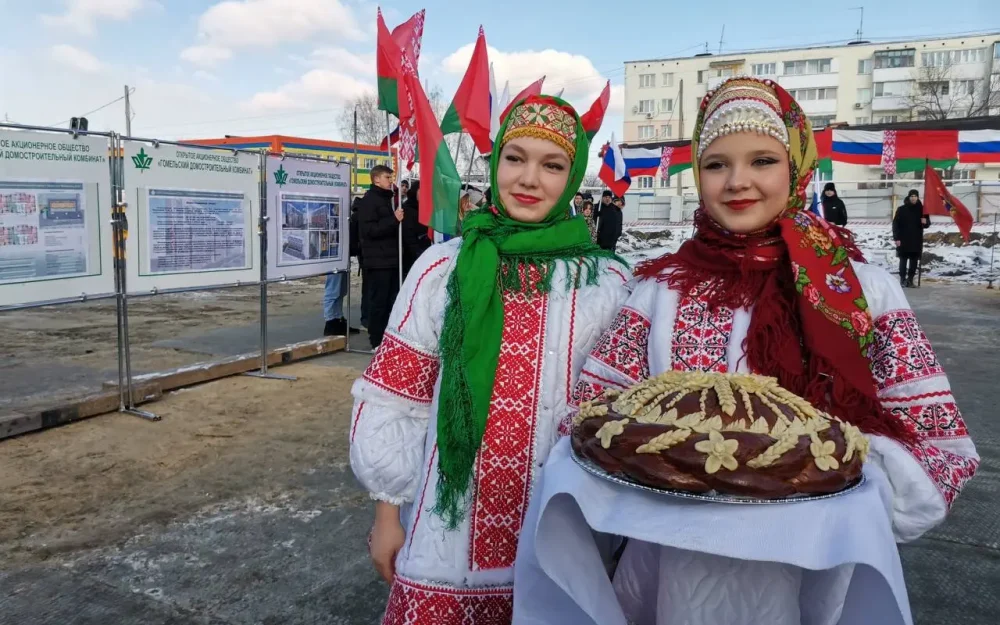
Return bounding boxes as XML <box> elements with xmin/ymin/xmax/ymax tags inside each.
<box><xmin>631</xmin><ymin>105</ymin><xmax>639</xmax><ymax>114</ymax></box>
<box><xmin>853</xmin><ymin>103</ymin><xmax>863</xmax><ymax>109</ymax></box>
<box><xmin>645</xmin><ymin>113</ymin><xmax>654</xmax><ymax>119</ymax></box>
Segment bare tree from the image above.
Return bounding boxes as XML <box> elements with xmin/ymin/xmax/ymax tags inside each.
<box><xmin>905</xmin><ymin>62</ymin><xmax>1000</xmax><ymax>121</ymax></box>
<box><xmin>337</xmin><ymin>93</ymin><xmax>395</xmax><ymax>146</ymax></box>
<box><xmin>337</xmin><ymin>86</ymin><xmax>485</xmax><ymax>179</ymax></box>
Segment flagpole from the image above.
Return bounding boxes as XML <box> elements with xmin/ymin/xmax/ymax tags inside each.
<box><xmin>452</xmin><ymin>132</ymin><xmax>465</xmax><ymax>173</ymax></box>
<box><xmin>990</xmin><ymin>212</ymin><xmax>998</xmax><ymax>289</ymax></box>
<box><xmin>386</xmin><ymin>111</ymin><xmax>403</xmax><ymax>288</ymax></box>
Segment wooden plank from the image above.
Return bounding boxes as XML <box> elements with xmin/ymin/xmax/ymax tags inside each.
<box><xmin>0</xmin><ymin>383</ymin><xmax>162</xmax><ymax>441</ymax></box>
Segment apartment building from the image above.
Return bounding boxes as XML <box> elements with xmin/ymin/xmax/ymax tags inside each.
<box><xmin>623</xmin><ymin>32</ymin><xmax>1000</xmax><ymax>194</ymax></box>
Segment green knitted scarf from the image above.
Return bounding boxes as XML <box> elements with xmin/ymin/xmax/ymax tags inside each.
<box><xmin>433</xmin><ymin>95</ymin><xmax>625</xmax><ymax>528</ymax></box>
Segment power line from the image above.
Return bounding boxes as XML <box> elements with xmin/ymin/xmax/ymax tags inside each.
<box><xmin>49</xmin><ymin>88</ymin><xmax>135</xmax><ymax>127</ymax></box>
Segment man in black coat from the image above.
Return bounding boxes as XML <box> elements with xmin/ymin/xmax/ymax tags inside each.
<box><xmin>821</xmin><ymin>182</ymin><xmax>848</xmax><ymax>227</ymax></box>
<box><xmin>892</xmin><ymin>189</ymin><xmax>931</xmax><ymax>288</ymax></box>
<box><xmin>596</xmin><ymin>190</ymin><xmax>623</xmax><ymax>252</ymax></box>
<box><xmin>400</xmin><ymin>180</ymin><xmax>431</xmax><ymax>278</ymax></box>
<box><xmin>358</xmin><ymin>165</ymin><xmax>402</xmax><ymax>348</ymax></box>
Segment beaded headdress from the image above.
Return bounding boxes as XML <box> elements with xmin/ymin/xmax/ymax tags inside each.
<box><xmin>696</xmin><ymin>78</ymin><xmax>789</xmax><ymax>160</ymax></box>
<box><xmin>500</xmin><ymin>99</ymin><xmax>578</xmax><ymax>159</ymax></box>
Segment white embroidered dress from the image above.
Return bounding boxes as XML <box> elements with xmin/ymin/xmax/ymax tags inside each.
<box><xmin>568</xmin><ymin>262</ymin><xmax>979</xmax><ymax>624</ymax></box>
<box><xmin>349</xmin><ymin>238</ymin><xmax>630</xmax><ymax>624</ymax></box>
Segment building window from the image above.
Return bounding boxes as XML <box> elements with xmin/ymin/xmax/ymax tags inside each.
<box><xmin>662</xmin><ymin>73</ymin><xmax>674</xmax><ymax>87</ymax></box>
<box><xmin>638</xmin><ymin>125</ymin><xmax>654</xmax><ymax>139</ymax></box>
<box><xmin>784</xmin><ymin>58</ymin><xmax>832</xmax><ymax>75</ymax></box>
<box><xmin>809</xmin><ymin>116</ymin><xmax>835</xmax><ymax>128</ymax></box>
<box><xmin>873</xmin><ymin>49</ymin><xmax>915</xmax><ymax>69</ymax></box>
<box><xmin>878</xmin><ymin>173</ymin><xmax>894</xmax><ymax>189</ymax></box>
<box><xmin>659</xmin><ymin>124</ymin><xmax>672</xmax><ymax>138</ymax></box>
<box><xmin>857</xmin><ymin>87</ymin><xmax>872</xmax><ymax>103</ymax></box>
<box><xmin>922</xmin><ymin>48</ymin><xmax>987</xmax><ymax>67</ymax></box>
<box><xmin>659</xmin><ymin>175</ymin><xmax>672</xmax><ymax>187</ymax></box>
<box><xmin>659</xmin><ymin>98</ymin><xmax>673</xmax><ymax>113</ymax></box>
<box><xmin>952</xmin><ymin>79</ymin><xmax>979</xmax><ymax>97</ymax></box>
<box><xmin>920</xmin><ymin>81</ymin><xmax>949</xmax><ymax>96</ymax></box>
<box><xmin>713</xmin><ymin>67</ymin><xmax>736</xmax><ymax>79</ymax></box>
<box><xmin>877</xmin><ymin>115</ymin><xmax>902</xmax><ymax>124</ymax></box>
<box><xmin>858</xmin><ymin>59</ymin><xmax>873</xmax><ymax>74</ymax></box>
<box><xmin>949</xmin><ymin>169</ymin><xmax>975</xmax><ymax>181</ymax></box>
<box><xmin>697</xmin><ymin>70</ymin><xmax>706</xmax><ymax>83</ymax></box>
<box><xmin>639</xmin><ymin>73</ymin><xmax>655</xmax><ymax>88</ymax></box>
<box><xmin>995</xmin><ymin>44</ymin><xmax>1000</xmax><ymax>60</ymax></box>
<box><xmin>364</xmin><ymin>157</ymin><xmax>377</xmax><ymax>169</ymax></box>
<box><xmin>638</xmin><ymin>99</ymin><xmax>655</xmax><ymax>113</ymax></box>
<box><xmin>855</xmin><ymin>116</ymin><xmax>871</xmax><ymax>125</ymax></box>
<box><xmin>874</xmin><ymin>81</ymin><xmax>910</xmax><ymax>97</ymax></box>
<box><xmin>751</xmin><ymin>62</ymin><xmax>776</xmax><ymax>76</ymax></box>
<box><xmin>788</xmin><ymin>87</ymin><xmax>837</xmax><ymax>101</ymax></box>
<box><xmin>636</xmin><ymin>176</ymin><xmax>654</xmax><ymax>189</ymax></box>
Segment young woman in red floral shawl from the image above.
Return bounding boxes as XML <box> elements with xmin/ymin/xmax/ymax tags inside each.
<box><xmin>568</xmin><ymin>77</ymin><xmax>978</xmax><ymax>623</ymax></box>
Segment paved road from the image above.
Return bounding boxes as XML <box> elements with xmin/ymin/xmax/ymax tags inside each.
<box><xmin>1</xmin><ymin>283</ymin><xmax>997</xmax><ymax>624</ymax></box>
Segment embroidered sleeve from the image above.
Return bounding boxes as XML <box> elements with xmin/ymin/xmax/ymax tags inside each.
<box><xmin>349</xmin><ymin>244</ymin><xmax>455</xmax><ymax>504</ymax></box>
<box><xmin>856</xmin><ymin>264</ymin><xmax>979</xmax><ymax>542</ymax></box>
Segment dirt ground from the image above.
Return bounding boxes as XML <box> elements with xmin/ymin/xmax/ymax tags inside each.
<box><xmin>0</xmin><ymin>362</ymin><xmax>361</xmax><ymax>567</ymax></box>
<box><xmin>0</xmin><ymin>274</ymin><xmax>364</xmax><ymax>412</ymax></box>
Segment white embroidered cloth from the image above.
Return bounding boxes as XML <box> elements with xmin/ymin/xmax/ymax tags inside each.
<box><xmin>513</xmin><ymin>438</ymin><xmax>913</xmax><ymax>625</ymax></box>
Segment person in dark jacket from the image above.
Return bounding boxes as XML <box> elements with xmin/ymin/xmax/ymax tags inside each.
<box><xmin>401</xmin><ymin>180</ymin><xmax>432</xmax><ymax>278</ymax></box>
<box><xmin>821</xmin><ymin>182</ymin><xmax>848</xmax><ymax>227</ymax></box>
<box><xmin>359</xmin><ymin>165</ymin><xmax>402</xmax><ymax>348</ymax></box>
<box><xmin>892</xmin><ymin>189</ymin><xmax>931</xmax><ymax>288</ymax></box>
<box><xmin>349</xmin><ymin>195</ymin><xmax>372</xmax><ymax>328</ymax></box>
<box><xmin>595</xmin><ymin>190</ymin><xmax>623</xmax><ymax>252</ymax></box>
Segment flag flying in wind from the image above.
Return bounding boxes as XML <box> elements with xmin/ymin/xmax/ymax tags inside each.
<box><xmin>440</xmin><ymin>26</ymin><xmax>492</xmax><ymax>154</ymax></box>
<box><xmin>580</xmin><ymin>81</ymin><xmax>610</xmax><ymax>143</ymax></box>
<box><xmin>375</xmin><ymin>8</ymin><xmax>424</xmax><ymax>116</ymax></box>
<box><xmin>923</xmin><ymin>165</ymin><xmax>974</xmax><ymax>242</ymax></box>
<box><xmin>958</xmin><ymin>129</ymin><xmax>1000</xmax><ymax>163</ymax></box>
<box><xmin>599</xmin><ymin>135</ymin><xmax>631</xmax><ymax>197</ymax></box>
<box><xmin>658</xmin><ymin>143</ymin><xmax>692</xmax><ymax>177</ymax></box>
<box><xmin>622</xmin><ymin>147</ymin><xmax>661</xmax><ymax>178</ymax></box>
<box><xmin>500</xmin><ymin>76</ymin><xmax>545</xmax><ymax>121</ymax></box>
<box><xmin>379</xmin><ymin>125</ymin><xmax>400</xmax><ymax>150</ymax></box>
<box><xmin>403</xmin><ymin>62</ymin><xmax>463</xmax><ymax>236</ymax></box>
<box><xmin>814</xmin><ymin>128</ymin><xmax>833</xmax><ymax>176</ymax></box>
<box><xmin>488</xmin><ymin>63</ymin><xmax>501</xmax><ymax>144</ymax></box>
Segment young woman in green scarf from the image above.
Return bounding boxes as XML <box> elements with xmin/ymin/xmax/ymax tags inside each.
<box><xmin>349</xmin><ymin>95</ymin><xmax>629</xmax><ymax>624</ymax></box>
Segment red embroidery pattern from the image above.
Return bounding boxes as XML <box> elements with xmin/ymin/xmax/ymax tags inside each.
<box><xmin>469</xmin><ymin>289</ymin><xmax>547</xmax><ymax>571</ymax></box>
<box><xmin>901</xmin><ymin>440</ymin><xmax>979</xmax><ymax>508</ymax></box>
<box><xmin>871</xmin><ymin>309</ymin><xmax>943</xmax><ymax>391</ymax></box>
<box><xmin>591</xmin><ymin>307</ymin><xmax>651</xmax><ymax>383</ymax></box>
<box><xmin>565</xmin><ymin>286</ymin><xmax>578</xmax><ymax>405</ymax></box>
<box><xmin>671</xmin><ymin>296</ymin><xmax>734</xmax><ymax>373</ymax></box>
<box><xmin>362</xmin><ymin>333</ymin><xmax>439</xmax><ymax>404</ymax></box>
<box><xmin>382</xmin><ymin>575</ymin><xmax>513</xmax><ymax>625</ymax></box>
<box><xmin>397</xmin><ymin>257</ymin><xmax>450</xmax><ymax>332</ymax></box>
<box><xmin>406</xmin><ymin>444</ymin><xmax>437</xmax><ymax>555</ymax></box>
<box><xmin>350</xmin><ymin>401</ymin><xmax>365</xmax><ymax>443</ymax></box>
<box><xmin>887</xmin><ymin>401</ymin><xmax>969</xmax><ymax>439</ymax></box>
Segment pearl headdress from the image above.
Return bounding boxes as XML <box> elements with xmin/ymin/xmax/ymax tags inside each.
<box><xmin>696</xmin><ymin>78</ymin><xmax>790</xmax><ymax>160</ymax></box>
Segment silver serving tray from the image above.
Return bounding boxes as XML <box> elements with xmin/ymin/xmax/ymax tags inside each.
<box><xmin>571</xmin><ymin>451</ymin><xmax>865</xmax><ymax>505</ymax></box>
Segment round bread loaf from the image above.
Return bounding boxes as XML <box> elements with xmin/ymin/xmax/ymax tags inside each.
<box><xmin>571</xmin><ymin>371</ymin><xmax>867</xmax><ymax>498</ymax></box>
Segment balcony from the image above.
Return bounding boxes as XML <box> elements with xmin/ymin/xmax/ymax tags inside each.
<box><xmin>797</xmin><ymin>98</ymin><xmax>839</xmax><ymax>116</ymax></box>
<box><xmin>777</xmin><ymin>73</ymin><xmax>839</xmax><ymax>90</ymax></box>
<box><xmin>872</xmin><ymin>66</ymin><xmax>916</xmax><ymax>83</ymax></box>
<box><xmin>871</xmin><ymin>95</ymin><xmax>911</xmax><ymax>112</ymax></box>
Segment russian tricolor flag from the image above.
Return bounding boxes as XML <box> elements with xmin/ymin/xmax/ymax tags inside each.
<box><xmin>832</xmin><ymin>130</ymin><xmax>884</xmax><ymax>165</ymax></box>
<box><xmin>959</xmin><ymin>130</ymin><xmax>1000</xmax><ymax>163</ymax></box>
<box><xmin>622</xmin><ymin>147</ymin><xmax>662</xmax><ymax>178</ymax></box>
<box><xmin>599</xmin><ymin>134</ymin><xmax>631</xmax><ymax>197</ymax></box>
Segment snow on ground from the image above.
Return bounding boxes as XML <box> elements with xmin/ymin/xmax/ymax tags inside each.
<box><xmin>618</xmin><ymin>222</ymin><xmax>1000</xmax><ymax>285</ymax></box>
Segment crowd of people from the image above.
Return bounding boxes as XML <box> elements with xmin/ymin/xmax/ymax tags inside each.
<box><xmin>342</xmin><ymin>81</ymin><xmax>976</xmax><ymax>625</ymax></box>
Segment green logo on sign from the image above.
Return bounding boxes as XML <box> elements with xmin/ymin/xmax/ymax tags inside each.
<box><xmin>274</xmin><ymin>165</ymin><xmax>289</xmax><ymax>186</ymax></box>
<box><xmin>132</xmin><ymin>148</ymin><xmax>152</xmax><ymax>172</ymax></box>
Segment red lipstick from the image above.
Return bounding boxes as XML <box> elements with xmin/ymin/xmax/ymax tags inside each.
<box><xmin>512</xmin><ymin>193</ymin><xmax>541</xmax><ymax>205</ymax></box>
<box><xmin>724</xmin><ymin>199</ymin><xmax>758</xmax><ymax>211</ymax></box>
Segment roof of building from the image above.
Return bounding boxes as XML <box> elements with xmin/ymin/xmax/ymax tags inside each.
<box><xmin>625</xmin><ymin>31</ymin><xmax>1000</xmax><ymax>65</ymax></box>
<box><xmin>183</xmin><ymin>134</ymin><xmax>388</xmax><ymax>157</ymax></box>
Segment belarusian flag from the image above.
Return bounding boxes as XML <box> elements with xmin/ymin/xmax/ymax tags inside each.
<box><xmin>403</xmin><ymin>63</ymin><xmax>463</xmax><ymax>236</ymax></box>
<box><xmin>885</xmin><ymin>130</ymin><xmax>958</xmax><ymax>174</ymax></box>
<box><xmin>440</xmin><ymin>26</ymin><xmax>492</xmax><ymax>154</ymax></box>
<box><xmin>580</xmin><ymin>80</ymin><xmax>610</xmax><ymax>142</ymax></box>
<box><xmin>658</xmin><ymin>143</ymin><xmax>692</xmax><ymax>176</ymax></box>
<box><xmin>376</xmin><ymin>8</ymin><xmax>425</xmax><ymax>116</ymax></box>
<box><xmin>924</xmin><ymin>164</ymin><xmax>974</xmax><ymax>242</ymax></box>
<box><xmin>814</xmin><ymin>127</ymin><xmax>833</xmax><ymax>176</ymax></box>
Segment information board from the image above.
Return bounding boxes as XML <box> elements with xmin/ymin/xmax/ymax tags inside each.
<box><xmin>265</xmin><ymin>156</ymin><xmax>350</xmax><ymax>278</ymax></box>
<box><xmin>0</xmin><ymin>129</ymin><xmax>113</xmax><ymax>308</ymax></box>
<box><xmin>122</xmin><ymin>141</ymin><xmax>259</xmax><ymax>293</ymax></box>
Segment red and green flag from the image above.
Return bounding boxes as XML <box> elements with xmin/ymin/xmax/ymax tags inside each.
<box><xmin>814</xmin><ymin>127</ymin><xmax>833</xmax><ymax>176</ymax></box>
<box><xmin>403</xmin><ymin>65</ymin><xmax>463</xmax><ymax>236</ymax></box>
<box><xmin>440</xmin><ymin>26</ymin><xmax>492</xmax><ymax>154</ymax></box>
<box><xmin>923</xmin><ymin>164</ymin><xmax>974</xmax><ymax>241</ymax></box>
<box><xmin>884</xmin><ymin>130</ymin><xmax>959</xmax><ymax>174</ymax></box>
<box><xmin>580</xmin><ymin>81</ymin><xmax>610</xmax><ymax>142</ymax></box>
<box><xmin>376</xmin><ymin>8</ymin><xmax>425</xmax><ymax>117</ymax></box>
<box><xmin>658</xmin><ymin>143</ymin><xmax>692</xmax><ymax>177</ymax></box>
